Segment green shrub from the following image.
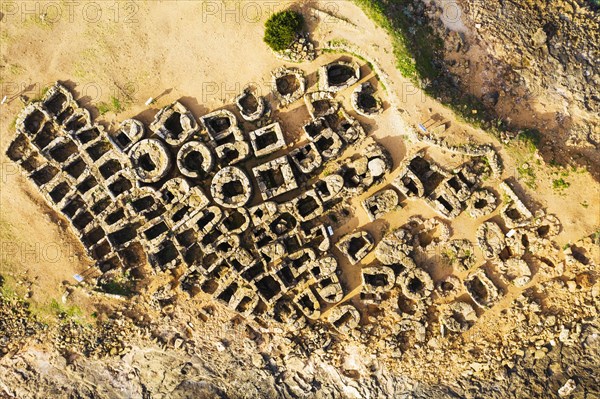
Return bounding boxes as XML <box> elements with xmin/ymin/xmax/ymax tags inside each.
<box><xmin>552</xmin><ymin>178</ymin><xmax>570</xmax><ymax>191</ymax></box>
<box><xmin>264</xmin><ymin>10</ymin><xmax>304</xmax><ymax>52</ymax></box>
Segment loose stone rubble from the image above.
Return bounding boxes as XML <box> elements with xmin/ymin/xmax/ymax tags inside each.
<box><xmin>362</xmin><ymin>189</ymin><xmax>401</xmax><ymax>221</ymax></box>
<box><xmin>274</xmin><ymin>34</ymin><xmax>316</xmax><ymax>63</ymax></box>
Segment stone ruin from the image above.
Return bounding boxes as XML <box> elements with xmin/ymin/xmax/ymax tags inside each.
<box><xmin>6</xmin><ymin>57</ymin><xmax>564</xmax><ymax>346</ymax></box>
<box><xmin>110</xmin><ymin>118</ymin><xmax>144</xmax><ymax>152</ymax></box>
<box><xmin>304</xmin><ymin>91</ymin><xmax>338</xmax><ymax>119</ymax></box>
<box><xmin>362</xmin><ymin>188</ymin><xmax>402</xmax><ymax>221</ymax></box>
<box><xmin>319</xmin><ymin>60</ymin><xmax>361</xmax><ymax>92</ymax></box>
<box><xmin>199</xmin><ymin>109</ymin><xmax>251</xmax><ymax>166</ymax></box>
<box><xmin>336</xmin><ymin>231</ymin><xmax>375</xmax><ymax>264</ymax></box>
<box><xmin>351</xmin><ymin>82</ymin><xmax>383</xmax><ymax>117</ymax></box>
<box><xmin>464</xmin><ymin>268</ymin><xmax>501</xmax><ymax>308</ymax></box>
<box><xmin>467</xmin><ymin>188</ymin><xmax>498</xmax><ymax>218</ymax></box>
<box><xmin>392</xmin><ymin>150</ymin><xmax>488</xmax><ymax>218</ymax></box>
<box><xmin>5</xmin><ymin>64</ymin><xmax>384</xmax><ymax>331</ymax></box>
<box><xmin>271</xmin><ymin>66</ymin><xmax>306</xmax><ymax>107</ymax></box>
<box><xmin>176</xmin><ymin>140</ymin><xmax>214</xmax><ymax>179</ymax></box>
<box><xmin>210</xmin><ymin>166</ymin><xmax>252</xmax><ymax>208</ymax></box>
<box><xmin>235</xmin><ymin>86</ymin><xmax>268</xmax><ymax>122</ymax></box>
<box><xmin>130</xmin><ymin>138</ymin><xmax>172</xmax><ymax>183</ymax></box>
<box><xmin>252</xmin><ymin>155</ymin><xmax>298</xmax><ymax>200</ymax></box>
<box><xmin>150</xmin><ymin>101</ymin><xmax>198</xmax><ymax>146</ymax></box>
<box><xmin>249</xmin><ymin>122</ymin><xmax>286</xmax><ymax>157</ymax></box>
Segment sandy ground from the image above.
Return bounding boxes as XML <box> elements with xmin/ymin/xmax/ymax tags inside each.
<box><xmin>0</xmin><ymin>0</ymin><xmax>598</xmax><ymax>323</ymax></box>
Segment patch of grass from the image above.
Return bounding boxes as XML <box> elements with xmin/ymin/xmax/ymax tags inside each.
<box><xmin>30</xmin><ymin>86</ymin><xmax>50</xmax><ymax>103</ymax></box>
<box><xmin>592</xmin><ymin>229</ymin><xmax>600</xmax><ymax>243</ymax></box>
<box><xmin>379</xmin><ymin>80</ymin><xmax>387</xmax><ymax>92</ymax></box>
<box><xmin>8</xmin><ymin>116</ymin><xmax>18</xmax><ymax>131</ymax></box>
<box><xmin>0</xmin><ymin>219</ymin><xmax>15</xmax><ymax>240</ymax></box>
<box><xmin>264</xmin><ymin>10</ymin><xmax>304</xmax><ymax>52</ymax></box>
<box><xmin>442</xmin><ymin>249</ymin><xmax>456</xmax><ymax>264</ymax></box>
<box><xmin>517</xmin><ymin>128</ymin><xmax>541</xmax><ymax>153</ymax></box>
<box><xmin>50</xmin><ymin>299</ymin><xmax>83</xmax><ymax>319</ymax></box>
<box><xmin>0</xmin><ymin>257</ymin><xmax>87</xmax><ymax>326</ymax></box>
<box><xmin>552</xmin><ymin>178</ymin><xmax>570</xmax><ymax>191</ymax></box>
<box><xmin>111</xmin><ymin>96</ymin><xmax>123</xmax><ymax>112</ymax></box>
<box><xmin>352</xmin><ymin>0</ymin><xmax>502</xmax><ymax>130</ymax></box>
<box><xmin>97</xmin><ymin>272</ymin><xmax>134</xmax><ymax>297</ymax></box>
<box><xmin>0</xmin><ymin>281</ymin><xmax>17</xmax><ymax>300</ymax></box>
<box><xmin>321</xmin><ymin>162</ymin><xmax>338</xmax><ymax>177</ymax></box>
<box><xmin>99</xmin><ymin>280</ymin><xmax>133</xmax><ymax>296</ymax></box>
<box><xmin>581</xmin><ymin>201</ymin><xmax>589</xmax><ymax>208</ymax></box>
<box><xmin>73</xmin><ymin>48</ymin><xmax>98</xmax><ymax>79</ymax></box>
<box><xmin>8</xmin><ymin>63</ymin><xmax>24</xmax><ymax>76</ymax></box>
<box><xmin>517</xmin><ymin>164</ymin><xmax>536</xmax><ymax>189</ymax></box>
<box><xmin>23</xmin><ymin>14</ymin><xmax>54</xmax><ymax>29</ymax></box>
<box><xmin>0</xmin><ymin>30</ymin><xmax>10</xmax><ymax>45</ymax></box>
<box><xmin>97</xmin><ymin>96</ymin><xmax>125</xmax><ymax>115</ymax></box>
<box><xmin>97</xmin><ymin>103</ymin><xmax>111</xmax><ymax>115</ymax></box>
<box><xmin>353</xmin><ymin>0</ymin><xmax>421</xmax><ymax>82</ymax></box>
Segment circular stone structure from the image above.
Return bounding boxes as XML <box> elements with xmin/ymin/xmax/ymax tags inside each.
<box><xmin>210</xmin><ymin>166</ymin><xmax>252</xmax><ymax>208</ymax></box>
<box><xmin>176</xmin><ymin>140</ymin><xmax>214</xmax><ymax>178</ymax></box>
<box><xmin>129</xmin><ymin>138</ymin><xmax>172</xmax><ymax>183</ymax></box>
<box><xmin>398</xmin><ymin>268</ymin><xmax>434</xmax><ymax>301</ymax></box>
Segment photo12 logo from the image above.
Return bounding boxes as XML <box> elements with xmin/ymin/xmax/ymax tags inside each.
<box><xmin>199</xmin><ymin>1</ymin><xmax>342</xmax><ymax>24</ymax></box>
<box><xmin>200</xmin><ymin>1</ymin><xmax>279</xmax><ymax>24</ymax></box>
<box><xmin>1</xmin><ymin>241</ymin><xmax>78</xmax><ymax>264</ymax></box>
<box><xmin>1</xmin><ymin>81</ymin><xmax>139</xmax><ymax>107</ymax></box>
<box><xmin>200</xmin><ymin>80</ymin><xmax>268</xmax><ymax>103</ymax></box>
<box><xmin>0</xmin><ymin>1</ymin><xmax>139</xmax><ymax>24</ymax></box>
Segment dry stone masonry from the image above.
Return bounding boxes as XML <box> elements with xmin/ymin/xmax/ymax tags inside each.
<box><xmin>6</xmin><ymin>56</ymin><xmax>567</xmax><ymax>348</ymax></box>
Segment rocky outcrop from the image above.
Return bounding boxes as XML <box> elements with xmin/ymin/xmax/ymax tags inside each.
<box><xmin>423</xmin><ymin>0</ymin><xmax>600</xmax><ymax>177</ymax></box>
